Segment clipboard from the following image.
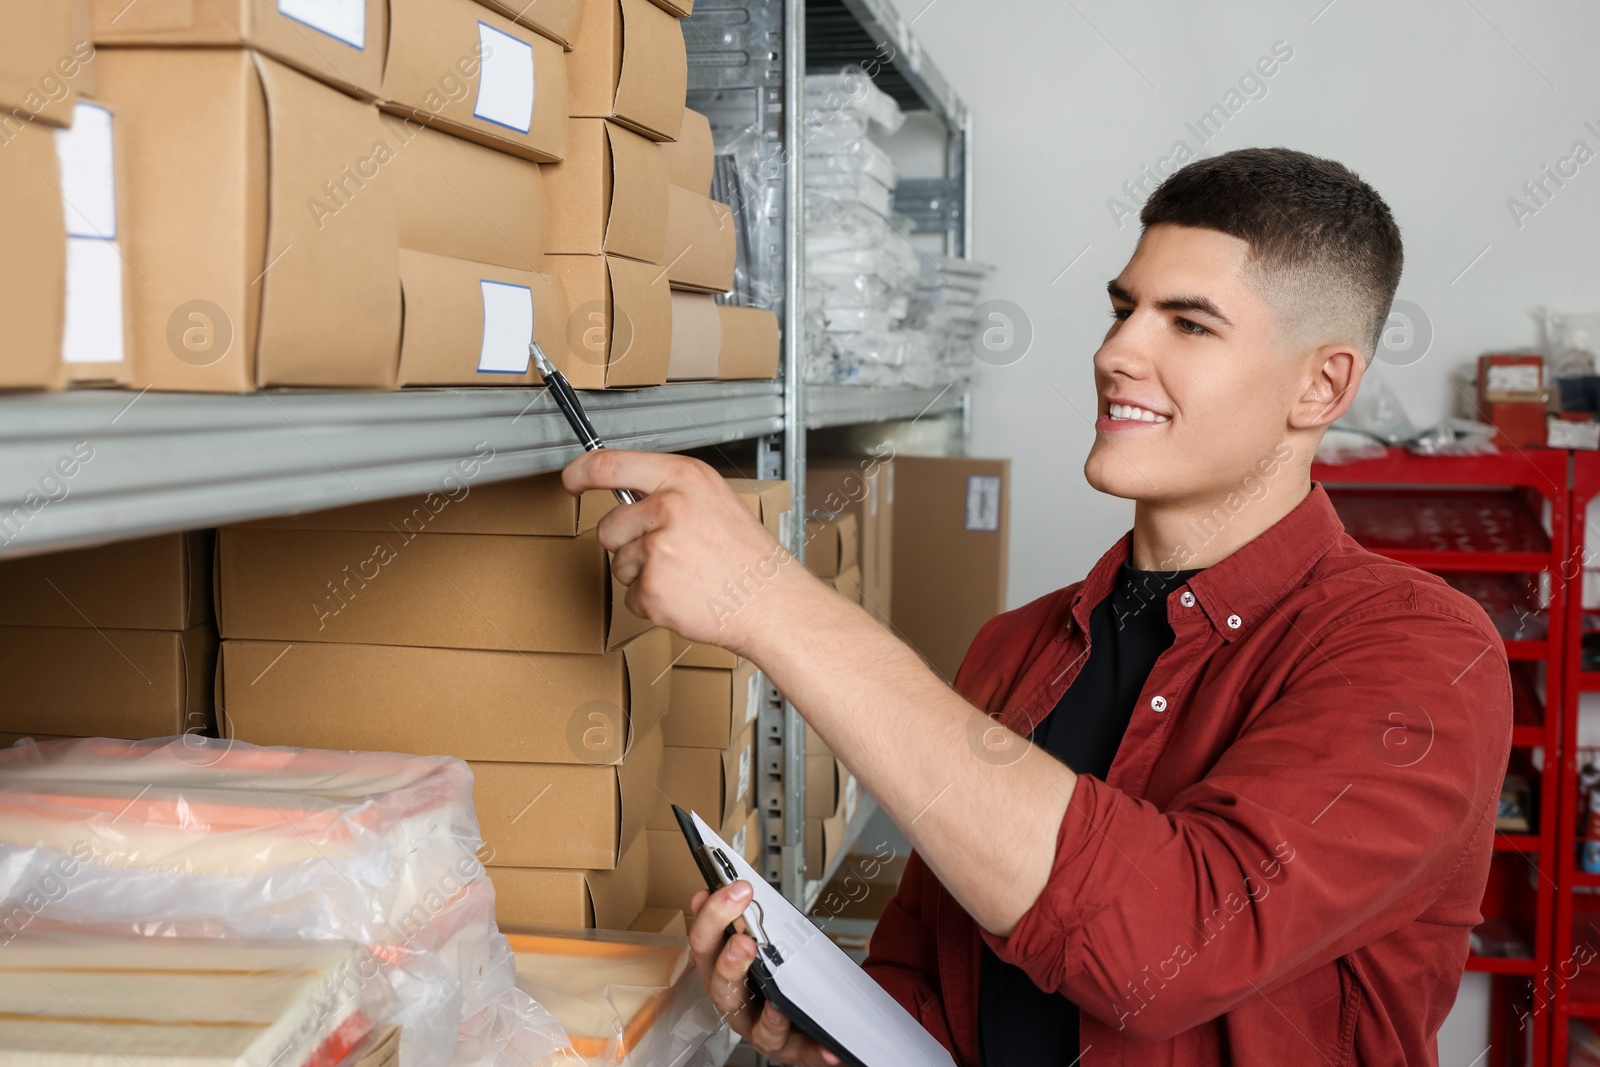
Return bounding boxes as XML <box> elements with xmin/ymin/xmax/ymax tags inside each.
<box><xmin>672</xmin><ymin>804</ymin><xmax>958</xmax><ymax>1067</ymax></box>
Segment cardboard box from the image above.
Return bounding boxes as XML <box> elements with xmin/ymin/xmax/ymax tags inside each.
<box><xmin>88</xmin><ymin>0</ymin><xmax>387</xmax><ymax>100</ymax></box>
<box><xmin>663</xmin><ymin>186</ymin><xmax>735</xmax><ymax>294</ymax></box>
<box><xmin>469</xmin><ymin>0</ymin><xmax>585</xmax><ymax>49</ymax></box>
<box><xmin>645</xmin><ymin>805</ymin><xmax>758</xmax><ymax>913</ymax></box>
<box><xmin>221</xmin><ymin>627</ymin><xmax>671</xmax><ymax>763</ymax></box>
<box><xmin>645</xmin><ymin>0</ymin><xmax>693</xmax><ymax>18</ymax></box>
<box><xmin>663</xmin><ymin>659</ymin><xmax>760</xmax><ymax>749</ymax></box>
<box><xmin>724</xmin><ymin>478</ymin><xmax>792</xmax><ymax>542</ymax></box>
<box><xmin>805</xmin><ymin>790</ymin><xmax>848</xmax><ymax>876</ymax></box>
<box><xmin>828</xmin><ymin>563</ymin><xmax>863</xmax><ymax>604</ymax></box>
<box><xmin>546</xmin><ymin>119</ymin><xmax>666</xmax><ymax>263</ymax></box>
<box><xmin>805</xmin><ymin>721</ymin><xmax>831</xmax><ymax>758</ymax></box>
<box><xmin>0</xmin><ymin>623</ymin><xmax>216</xmax><ymax>739</ymax></box>
<box><xmin>545</xmin><ymin>253</ymin><xmax>670</xmax><ymax>389</ymax></box>
<box><xmin>803</xmin><ymin>512</ymin><xmax>858</xmax><ymax>579</ymax></box>
<box><xmin>890</xmin><ymin>457</ymin><xmax>1010</xmax><ymax>683</ymax></box>
<box><xmin>490</xmin><ymin>831</ymin><xmax>649</xmax><ymax>930</ymax></box>
<box><xmin>667</xmin><ymin>295</ymin><xmax>779</xmax><ymax>381</ymax></box>
<box><xmin>387</xmin><ymin>120</ymin><xmax>547</xmax><ymax>271</ymax></box>
<box><xmin>396</xmin><ymin>251</ymin><xmax>569</xmax><ymax>386</ymax></box>
<box><xmin>1481</xmin><ymin>400</ymin><xmax>1547</xmax><ymax>450</ymax></box>
<box><xmin>1478</xmin><ymin>353</ymin><xmax>1544</xmax><ymax>404</ymax></box>
<box><xmin>96</xmin><ymin>49</ymin><xmax>401</xmax><ymax>392</ymax></box>
<box><xmin>805</xmin><ymin>754</ymin><xmax>841</xmax><ymax>818</ymax></box>
<box><xmin>567</xmin><ymin>0</ymin><xmax>685</xmax><ymax>142</ymax></box>
<box><xmin>218</xmin><ymin>526</ymin><xmax>650</xmax><ymax>653</ymax></box>
<box><xmin>0</xmin><ymin>114</ymin><xmax>67</xmax><ymax>390</ymax></box>
<box><xmin>669</xmin><ymin>634</ymin><xmax>737</xmax><ymax>670</ymax></box>
<box><xmin>660</xmin><ymin>108</ymin><xmax>712</xmax><ymax>194</ymax></box>
<box><xmin>809</xmin><ymin>457</ymin><xmax>894</xmax><ymax>620</ymax></box>
<box><xmin>628</xmin><ymin>907</ymin><xmax>686</xmax><ymax>937</ymax></box>
<box><xmin>68</xmin><ymin>0</ymin><xmax>95</xmax><ymax>100</ymax></box>
<box><xmin>648</xmin><ymin>726</ymin><xmax>754</xmax><ymax>830</ymax></box>
<box><xmin>2</xmin><ymin>1</ymin><xmax>88</xmax><ymax>128</ymax></box>
<box><xmin>474</xmin><ymin>723</ymin><xmax>662</xmax><ymax>868</ymax></box>
<box><xmin>1549</xmin><ymin>416</ymin><xmax>1600</xmax><ymax>451</ymax></box>
<box><xmin>0</xmin><ymin>531</ymin><xmax>212</xmax><ymax>630</ymax></box>
<box><xmin>383</xmin><ymin>0</ymin><xmax>567</xmax><ymax>163</ymax></box>
<box><xmin>56</xmin><ymin>100</ymin><xmax>132</xmax><ymax>384</ymax></box>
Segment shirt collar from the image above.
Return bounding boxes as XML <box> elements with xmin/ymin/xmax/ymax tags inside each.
<box><xmin>1068</xmin><ymin>484</ymin><xmax>1346</xmax><ymax>643</ymax></box>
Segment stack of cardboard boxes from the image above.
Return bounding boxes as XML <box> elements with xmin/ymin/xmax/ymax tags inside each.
<box><xmin>808</xmin><ymin>454</ymin><xmax>895</xmax><ymax>625</ymax></box>
<box><xmin>0</xmin><ymin>531</ymin><xmax>216</xmax><ymax>745</ymax></box>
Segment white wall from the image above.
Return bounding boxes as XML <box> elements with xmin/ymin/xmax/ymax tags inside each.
<box><xmin>876</xmin><ymin>0</ymin><xmax>1600</xmax><ymax>1059</ymax></box>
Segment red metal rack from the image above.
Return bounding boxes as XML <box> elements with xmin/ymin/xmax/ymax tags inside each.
<box><xmin>1312</xmin><ymin>448</ymin><xmax>1569</xmax><ymax>1067</ymax></box>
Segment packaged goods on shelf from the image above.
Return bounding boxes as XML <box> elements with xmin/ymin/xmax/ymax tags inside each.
<box><xmin>96</xmin><ymin>50</ymin><xmax>401</xmax><ymax>391</ymax></box>
<box><xmin>567</xmin><ymin>0</ymin><xmax>686</xmax><ymax>142</ymax></box>
<box><xmin>806</xmin><ymin>767</ymin><xmax>857</xmax><ymax>874</ymax></box>
<box><xmin>897</xmin><ymin>255</ymin><xmax>995</xmax><ymax>387</ymax></box>
<box><xmin>802</xmin><ymin>511</ymin><xmax>859</xmax><ymax>579</ymax></box>
<box><xmin>383</xmin><ymin>0</ymin><xmax>567</xmax><ymax>162</ymax></box>
<box><xmin>645</xmin><ymin>805</ymin><xmax>759</xmax><ymax>915</ymax></box>
<box><xmin>809</xmin><ymin>457</ymin><xmax>894</xmax><ymax>625</ymax></box>
<box><xmin>803</xmin><ymin>73</ymin><xmax>906</xmax><ymax>138</ymax></box>
<box><xmin>469</xmin><ymin>0</ymin><xmax>585</xmax><ymax>48</ymax></box>
<box><xmin>803</xmin><ymin>194</ymin><xmax>922</xmax><ymax>386</ymax></box>
<box><xmin>546</xmin><ymin>253</ymin><xmax>672</xmax><ymax>387</ymax></box>
<box><xmin>546</xmin><ymin>119</ymin><xmax>668</xmax><ymax>262</ymax></box>
<box><xmin>396</xmin><ymin>252</ymin><xmax>570</xmax><ymax>386</ymax></box>
<box><xmin>87</xmin><ymin>0</ymin><xmax>385</xmax><ymax>98</ymax></box>
<box><xmin>490</xmin><ymin>834</ymin><xmax>649</xmax><ymax>931</ymax></box>
<box><xmin>0</xmin><ymin>934</ymin><xmax>399</xmax><ymax>1067</ymax></box>
<box><xmin>666</xmin><ymin>293</ymin><xmax>779</xmax><ymax>380</ymax></box>
<box><xmin>1</xmin><ymin>2</ymin><xmax>84</xmax><ymax>126</ymax></box>
<box><xmin>647</xmin><ymin>726</ymin><xmax>754</xmax><ymax>831</ymax></box>
<box><xmin>0</xmin><ymin>116</ymin><xmax>68</xmax><ymax>390</ymax></box>
<box><xmin>660</xmin><ymin>109</ymin><xmax>714</xmax><ymax>195</ymax></box>
<box><xmin>663</xmin><ymin>652</ymin><xmax>761</xmax><ymax>749</ymax></box>
<box><xmin>0</xmin><ymin>737</ymin><xmax>569</xmax><ymax>1067</ymax></box>
<box><xmin>663</xmin><ymin>186</ymin><xmax>737</xmax><ymax>293</ymax></box>
<box><xmin>805</xmin><ymin>753</ymin><xmax>846</xmax><ymax>818</ymax></box>
<box><xmin>508</xmin><ymin>929</ymin><xmax>728</xmax><ymax>1067</ymax></box>
<box><xmin>628</xmin><ymin>908</ymin><xmax>686</xmax><ymax>936</ymax></box>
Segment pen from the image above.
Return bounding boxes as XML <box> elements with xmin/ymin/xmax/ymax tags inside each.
<box><xmin>530</xmin><ymin>342</ymin><xmax>638</xmax><ymax>506</ymax></box>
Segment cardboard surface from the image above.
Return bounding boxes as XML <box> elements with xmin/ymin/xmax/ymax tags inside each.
<box><xmin>469</xmin><ymin>0</ymin><xmax>585</xmax><ymax>48</ymax></box>
<box><xmin>88</xmin><ymin>0</ymin><xmax>388</xmax><ymax>100</ymax></box>
<box><xmin>644</xmin><ymin>0</ymin><xmax>693</xmax><ymax>17</ymax></box>
<box><xmin>809</xmin><ymin>457</ymin><xmax>893</xmax><ymax>624</ymax></box>
<box><xmin>721</xmin><ymin>478</ymin><xmax>792</xmax><ymax>542</ymax></box>
<box><xmin>475</xmin><ymin>724</ymin><xmax>663</xmax><ymax>869</ymax></box>
<box><xmin>2</xmin><ymin>1</ymin><xmax>87</xmax><ymax>127</ymax></box>
<box><xmin>96</xmin><ymin>49</ymin><xmax>401</xmax><ymax>392</ymax></box>
<box><xmin>804</xmin><ymin>754</ymin><xmax>840</xmax><ymax>818</ymax></box>
<box><xmin>663</xmin><ymin>186</ymin><xmax>735</xmax><ymax>294</ymax></box>
<box><xmin>668</xmin><ymin>297</ymin><xmax>778</xmax><ymax>380</ymax></box>
<box><xmin>645</xmin><ymin>805</ymin><xmax>756</xmax><ymax>913</ymax></box>
<box><xmin>804</xmin><ymin>512</ymin><xmax>858</xmax><ymax>579</ymax></box>
<box><xmin>0</xmin><ymin>116</ymin><xmax>67</xmax><ymax>389</ymax></box>
<box><xmin>218</xmin><ymin>526</ymin><xmax>649</xmax><ymax>654</ymax></box>
<box><xmin>828</xmin><ymin>563</ymin><xmax>863</xmax><ymax>604</ymax></box>
<box><xmin>628</xmin><ymin>907</ymin><xmax>687</xmax><ymax>937</ymax></box>
<box><xmin>387</xmin><ymin>119</ymin><xmax>547</xmax><ymax>271</ymax></box>
<box><xmin>663</xmin><ymin>660</ymin><xmax>759</xmax><ymax>749</ymax></box>
<box><xmin>221</xmin><ymin>627</ymin><xmax>671</xmax><ymax>763</ymax></box>
<box><xmin>649</xmin><ymin>726</ymin><xmax>754</xmax><ymax>831</ymax></box>
<box><xmin>396</xmin><ymin>250</ymin><xmax>569</xmax><ymax>386</ymax></box>
<box><xmin>383</xmin><ymin>0</ymin><xmax>567</xmax><ymax>163</ymax></box>
<box><xmin>0</xmin><ymin>531</ymin><xmax>212</xmax><ymax>630</ymax></box>
<box><xmin>890</xmin><ymin>457</ymin><xmax>1010</xmax><ymax>683</ymax></box>
<box><xmin>545</xmin><ymin>119</ymin><xmax>666</xmax><ymax>262</ymax></box>
<box><xmin>805</xmin><ymin>787</ymin><xmax>848</xmax><ymax>875</ymax></box>
<box><xmin>566</xmin><ymin>0</ymin><xmax>685</xmax><ymax>142</ymax></box>
<box><xmin>716</xmin><ymin>305</ymin><xmax>780</xmax><ymax>379</ymax></box>
<box><xmin>660</xmin><ymin>108</ymin><xmax>712</xmax><ymax>194</ymax></box>
<box><xmin>490</xmin><ymin>831</ymin><xmax>649</xmax><ymax>931</ymax></box>
<box><xmin>669</xmin><ymin>634</ymin><xmax>738</xmax><ymax>670</ymax></box>
<box><xmin>546</xmin><ymin>254</ymin><xmax>671</xmax><ymax>389</ymax></box>
<box><xmin>0</xmin><ymin>623</ymin><xmax>216</xmax><ymax>739</ymax></box>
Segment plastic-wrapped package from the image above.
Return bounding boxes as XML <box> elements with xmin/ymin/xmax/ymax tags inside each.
<box><xmin>0</xmin><ymin>736</ymin><xmax>569</xmax><ymax>1067</ymax></box>
<box><xmin>507</xmin><ymin>929</ymin><xmax>727</xmax><ymax>1067</ymax></box>
<box><xmin>804</xmin><ymin>137</ymin><xmax>897</xmax><ymax>188</ymax></box>
<box><xmin>804</xmin><ymin>72</ymin><xmax>905</xmax><ymax>135</ymax></box>
<box><xmin>1540</xmin><ymin>307</ymin><xmax>1600</xmax><ymax>379</ymax></box>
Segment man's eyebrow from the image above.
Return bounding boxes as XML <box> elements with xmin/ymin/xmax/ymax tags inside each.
<box><xmin>1156</xmin><ymin>294</ymin><xmax>1233</xmax><ymax>327</ymax></box>
<box><xmin>1106</xmin><ymin>280</ymin><xmax>1133</xmax><ymax>303</ymax></box>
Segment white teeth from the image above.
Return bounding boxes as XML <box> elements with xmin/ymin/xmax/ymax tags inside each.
<box><xmin>1108</xmin><ymin>402</ymin><xmax>1169</xmax><ymax>423</ymax></box>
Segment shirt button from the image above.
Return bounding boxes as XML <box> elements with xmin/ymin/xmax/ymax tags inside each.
<box><xmin>1150</xmin><ymin>695</ymin><xmax>1167</xmax><ymax>712</ymax></box>
<box><xmin>1179</xmin><ymin>592</ymin><xmax>1196</xmax><ymax>608</ymax></box>
<box><xmin>1227</xmin><ymin>614</ymin><xmax>1242</xmax><ymax>630</ymax></box>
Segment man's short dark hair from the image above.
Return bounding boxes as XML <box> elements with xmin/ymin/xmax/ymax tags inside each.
<box><xmin>1139</xmin><ymin>147</ymin><xmax>1402</xmax><ymax>359</ymax></box>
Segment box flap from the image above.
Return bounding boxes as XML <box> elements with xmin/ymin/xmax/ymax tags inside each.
<box><xmin>612</xmin><ymin>0</ymin><xmax>685</xmax><ymax>141</ymax></box>
<box><xmin>601</xmin><ymin>122</ymin><xmax>668</xmax><ymax>263</ymax></box>
<box><xmin>628</xmin><ymin>907</ymin><xmax>687</xmax><ymax>937</ymax></box>
<box><xmin>663</xmin><ymin>186</ymin><xmax>735</xmax><ymax>294</ymax></box>
<box><xmin>469</xmin><ymin>0</ymin><xmax>585</xmax><ymax>49</ymax></box>
<box><xmin>586</xmin><ymin>830</ymin><xmax>650</xmax><ymax>929</ymax></box>
<box><xmin>382</xmin><ymin>0</ymin><xmax>567</xmax><ymax>163</ymax></box>
<box><xmin>666</xmin><ymin>291</ymin><xmax>720</xmax><ymax>381</ymax></box>
<box><xmin>621</xmin><ymin>628</ymin><xmax>673</xmax><ymax>747</ymax></box>
<box><xmin>177</xmin><ymin>622</ymin><xmax>220</xmax><ymax>738</ymax></box>
<box><xmin>544</xmin><ymin>254</ymin><xmax>610</xmax><ymax>388</ymax></box>
<box><xmin>490</xmin><ymin>866</ymin><xmax>594</xmax><ymax>929</ymax></box>
<box><xmin>607</xmin><ymin>569</ymin><xmax>654</xmax><ymax>648</ymax></box>
<box><xmin>601</xmin><ymin>255</ymin><xmax>671</xmax><ymax>387</ymax></box>
<box><xmin>662</xmin><ymin>665</ymin><xmax>736</xmax><ymax>749</ymax></box>
<box><xmin>387</xmin><ymin>118</ymin><xmax>547</xmax><ymax>271</ymax></box>
<box><xmin>396</xmin><ymin>249</ymin><xmax>569</xmax><ymax>386</ymax></box>
<box><xmin>544</xmin><ymin>119</ymin><xmax>611</xmax><ymax>256</ymax></box>
<box><xmin>715</xmin><ymin>305</ymin><xmax>779</xmax><ymax>380</ymax></box>
<box><xmin>245</xmin><ymin>470</ymin><xmax>578</xmax><ymax>536</ymax></box>
<box><xmin>668</xmin><ymin>633</ymin><xmax>739</xmax><ymax>669</ymax></box>
<box><xmin>0</xmin><ymin>116</ymin><xmax>67</xmax><ymax>389</ymax></box>
<box><xmin>616</xmin><ymin>723</ymin><xmax>663</xmax><ymax>862</ymax></box>
<box><xmin>660</xmin><ymin>108</ymin><xmax>712</xmax><ymax>194</ymax></box>
<box><xmin>643</xmin><ymin>0</ymin><xmax>692</xmax><ymax>17</ymax></box>
<box><xmin>563</xmin><ymin>0</ymin><xmax>620</xmax><ymax>120</ymax></box>
<box><xmin>254</xmin><ymin>53</ymin><xmax>400</xmax><ymax>387</ymax></box>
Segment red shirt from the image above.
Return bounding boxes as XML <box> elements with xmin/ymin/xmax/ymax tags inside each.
<box><xmin>863</xmin><ymin>485</ymin><xmax>1511</xmax><ymax>1066</ymax></box>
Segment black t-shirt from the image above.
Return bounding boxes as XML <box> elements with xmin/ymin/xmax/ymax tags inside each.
<box><xmin>977</xmin><ymin>562</ymin><xmax>1202</xmax><ymax>1066</ymax></box>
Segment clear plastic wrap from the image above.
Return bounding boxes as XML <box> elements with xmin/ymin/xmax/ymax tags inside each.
<box><xmin>0</xmin><ymin>736</ymin><xmax>569</xmax><ymax>1067</ymax></box>
<box><xmin>804</xmin><ymin>72</ymin><xmax>905</xmax><ymax>135</ymax></box>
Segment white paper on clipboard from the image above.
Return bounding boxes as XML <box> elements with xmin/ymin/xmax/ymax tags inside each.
<box><xmin>687</xmin><ymin>810</ymin><xmax>958</xmax><ymax>1067</ymax></box>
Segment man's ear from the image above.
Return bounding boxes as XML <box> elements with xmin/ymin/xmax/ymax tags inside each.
<box><xmin>1292</xmin><ymin>344</ymin><xmax>1365</xmax><ymax>430</ymax></box>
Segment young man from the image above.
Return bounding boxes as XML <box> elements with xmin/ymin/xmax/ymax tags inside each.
<box><xmin>564</xmin><ymin>148</ymin><xmax>1511</xmax><ymax>1066</ymax></box>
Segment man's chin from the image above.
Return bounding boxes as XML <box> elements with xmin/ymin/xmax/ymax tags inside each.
<box><xmin>1084</xmin><ymin>444</ymin><xmax>1166</xmax><ymax>503</ymax></box>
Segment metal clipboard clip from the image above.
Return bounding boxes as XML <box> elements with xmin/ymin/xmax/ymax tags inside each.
<box><xmin>701</xmin><ymin>845</ymin><xmax>785</xmax><ymax>966</ymax></box>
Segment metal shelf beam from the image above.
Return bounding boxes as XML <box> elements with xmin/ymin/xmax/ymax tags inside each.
<box><xmin>805</xmin><ymin>0</ymin><xmax>966</xmax><ymax>128</ymax></box>
<box><xmin>805</xmin><ymin>383</ymin><xmax>966</xmax><ymax>430</ymax></box>
<box><xmin>0</xmin><ymin>383</ymin><xmax>784</xmax><ymax>558</ymax></box>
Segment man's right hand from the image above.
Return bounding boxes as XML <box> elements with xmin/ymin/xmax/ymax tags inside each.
<box><xmin>688</xmin><ymin>881</ymin><xmax>841</xmax><ymax>1066</ymax></box>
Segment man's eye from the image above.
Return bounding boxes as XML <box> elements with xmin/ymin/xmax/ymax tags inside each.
<box><xmin>1109</xmin><ymin>307</ymin><xmax>1132</xmax><ymax>321</ymax></box>
<box><xmin>1175</xmin><ymin>317</ymin><xmax>1211</xmax><ymax>336</ymax></box>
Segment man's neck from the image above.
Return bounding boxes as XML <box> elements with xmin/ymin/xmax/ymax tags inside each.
<box><xmin>1128</xmin><ymin>477</ymin><xmax>1313</xmax><ymax>571</ymax></box>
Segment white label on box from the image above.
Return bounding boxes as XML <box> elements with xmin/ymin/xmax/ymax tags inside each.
<box><xmin>62</xmin><ymin>237</ymin><xmax>125</xmax><ymax>365</ymax></box>
<box><xmin>474</xmin><ymin>23</ymin><xmax>534</xmax><ymax>134</ymax></box>
<box><xmin>737</xmin><ymin>745</ymin><xmax>752</xmax><ymax>805</ymax></box>
<box><xmin>778</xmin><ymin>509</ymin><xmax>792</xmax><ymax>547</ymax></box>
<box><xmin>868</xmin><ymin>473</ymin><xmax>879</xmax><ymax>517</ymax></box>
<box><xmin>276</xmin><ymin>0</ymin><xmax>366</xmax><ymax>49</ymax></box>
<box><xmin>1487</xmin><ymin>364</ymin><xmax>1541</xmax><ymax>394</ymax></box>
<box><xmin>745</xmin><ymin>670</ymin><xmax>762</xmax><ymax>724</ymax></box>
<box><xmin>1548</xmin><ymin>418</ymin><xmax>1600</xmax><ymax>450</ymax></box>
<box><xmin>885</xmin><ymin>463</ymin><xmax>895</xmax><ymax>505</ymax></box>
<box><xmin>844</xmin><ymin>773</ymin><xmax>859</xmax><ymax>822</ymax></box>
<box><xmin>477</xmin><ymin>280</ymin><xmax>533</xmax><ymax>374</ymax></box>
<box><xmin>965</xmin><ymin>475</ymin><xmax>1002</xmax><ymax>532</ymax></box>
<box><xmin>731</xmin><ymin>825</ymin><xmax>747</xmax><ymax>857</ymax></box>
<box><xmin>54</xmin><ymin>103</ymin><xmax>117</xmax><ymax>239</ymax></box>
